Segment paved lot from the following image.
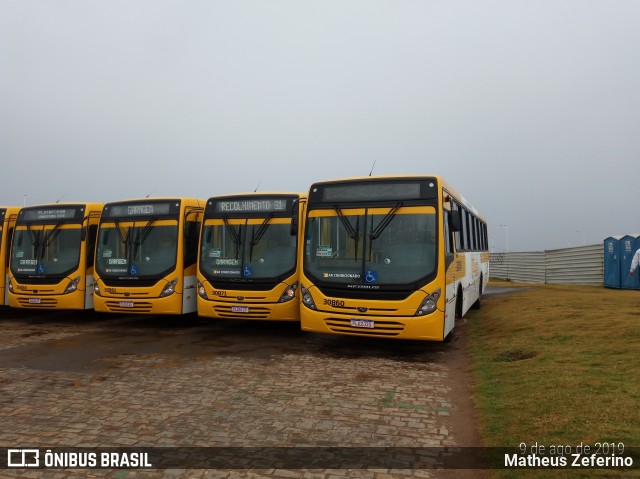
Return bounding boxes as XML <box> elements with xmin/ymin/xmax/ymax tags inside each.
<box><xmin>0</xmin><ymin>304</ymin><xmax>486</xmax><ymax>479</ymax></box>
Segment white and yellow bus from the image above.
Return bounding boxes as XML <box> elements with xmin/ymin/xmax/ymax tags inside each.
<box><xmin>8</xmin><ymin>203</ymin><xmax>103</xmax><ymax>310</ymax></box>
<box><xmin>299</xmin><ymin>175</ymin><xmax>489</xmax><ymax>341</ymax></box>
<box><xmin>197</xmin><ymin>193</ymin><xmax>306</xmax><ymax>321</ymax></box>
<box><xmin>93</xmin><ymin>198</ymin><xmax>204</xmax><ymax>315</ymax></box>
<box><xmin>1</xmin><ymin>207</ymin><xmax>20</xmax><ymax>306</ymax></box>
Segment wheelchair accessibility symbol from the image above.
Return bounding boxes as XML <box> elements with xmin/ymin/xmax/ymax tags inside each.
<box><xmin>365</xmin><ymin>270</ymin><xmax>378</xmax><ymax>283</ymax></box>
<box><xmin>243</xmin><ymin>266</ymin><xmax>253</xmax><ymax>277</ymax></box>
<box><xmin>130</xmin><ymin>264</ymin><xmax>138</xmax><ymax>275</ymax></box>
<box><xmin>37</xmin><ymin>264</ymin><xmax>45</xmax><ymax>274</ymax></box>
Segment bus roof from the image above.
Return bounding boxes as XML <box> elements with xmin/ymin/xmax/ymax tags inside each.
<box><xmin>205</xmin><ymin>191</ymin><xmax>306</xmax><ymax>200</ymax></box>
<box><xmin>103</xmin><ymin>197</ymin><xmax>204</xmax><ymax>205</ymax></box>
<box><xmin>19</xmin><ymin>202</ymin><xmax>103</xmax><ymax>208</ymax></box>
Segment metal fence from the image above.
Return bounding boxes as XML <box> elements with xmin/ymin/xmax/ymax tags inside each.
<box><xmin>489</xmin><ymin>244</ymin><xmax>603</xmax><ymax>285</ymax></box>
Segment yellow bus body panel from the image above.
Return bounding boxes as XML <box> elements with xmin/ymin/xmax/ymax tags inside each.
<box><xmin>300</xmin><ymin>307</ymin><xmax>446</xmax><ymax>341</ymax></box>
<box><xmin>92</xmin><ymin>198</ymin><xmax>204</xmax><ymax>315</ymax></box>
<box><xmin>1</xmin><ymin>206</ymin><xmax>20</xmax><ymax>306</ymax></box>
<box><xmin>8</xmin><ymin>203</ymin><xmax>103</xmax><ymax>310</ymax></box>
<box><xmin>197</xmin><ymin>277</ymin><xmax>300</xmax><ymax>321</ymax></box>
<box><xmin>298</xmin><ymin>175</ymin><xmax>489</xmax><ymax>341</ymax></box>
<box><xmin>197</xmin><ymin>192</ymin><xmax>306</xmax><ymax>322</ymax></box>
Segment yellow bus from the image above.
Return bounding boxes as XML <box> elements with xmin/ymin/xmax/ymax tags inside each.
<box><xmin>197</xmin><ymin>193</ymin><xmax>306</xmax><ymax>321</ymax></box>
<box><xmin>299</xmin><ymin>175</ymin><xmax>489</xmax><ymax>341</ymax></box>
<box><xmin>1</xmin><ymin>207</ymin><xmax>20</xmax><ymax>306</ymax></box>
<box><xmin>93</xmin><ymin>198</ymin><xmax>204</xmax><ymax>315</ymax></box>
<box><xmin>8</xmin><ymin>203</ymin><xmax>103</xmax><ymax>309</ymax></box>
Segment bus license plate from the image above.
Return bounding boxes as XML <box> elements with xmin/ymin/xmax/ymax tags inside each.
<box><xmin>232</xmin><ymin>306</ymin><xmax>249</xmax><ymax>313</ymax></box>
<box><xmin>119</xmin><ymin>301</ymin><xmax>134</xmax><ymax>308</ymax></box>
<box><xmin>28</xmin><ymin>298</ymin><xmax>41</xmax><ymax>304</ymax></box>
<box><xmin>350</xmin><ymin>319</ymin><xmax>374</xmax><ymax>329</ymax></box>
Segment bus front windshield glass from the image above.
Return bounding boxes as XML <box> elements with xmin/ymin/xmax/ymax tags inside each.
<box><xmin>96</xmin><ymin>222</ymin><xmax>178</xmax><ymax>278</ymax></box>
<box><xmin>200</xmin><ymin>218</ymin><xmax>296</xmax><ymax>281</ymax></box>
<box><xmin>305</xmin><ymin>207</ymin><xmax>437</xmax><ymax>286</ymax></box>
<box><xmin>11</xmin><ymin>225</ymin><xmax>82</xmax><ymax>277</ymax></box>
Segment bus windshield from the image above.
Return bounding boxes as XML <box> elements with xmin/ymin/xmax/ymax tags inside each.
<box><xmin>11</xmin><ymin>225</ymin><xmax>82</xmax><ymax>277</ymax></box>
<box><xmin>96</xmin><ymin>222</ymin><xmax>178</xmax><ymax>278</ymax></box>
<box><xmin>200</xmin><ymin>219</ymin><xmax>296</xmax><ymax>281</ymax></box>
<box><xmin>304</xmin><ymin>206</ymin><xmax>437</xmax><ymax>286</ymax></box>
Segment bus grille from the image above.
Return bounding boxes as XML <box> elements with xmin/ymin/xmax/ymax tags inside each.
<box><xmin>104</xmin><ymin>301</ymin><xmax>153</xmax><ymax>313</ymax></box>
<box><xmin>17</xmin><ymin>298</ymin><xmax>58</xmax><ymax>308</ymax></box>
<box><xmin>323</xmin><ymin>318</ymin><xmax>405</xmax><ymax>337</ymax></box>
<box><xmin>214</xmin><ymin>305</ymin><xmax>271</xmax><ymax>319</ymax></box>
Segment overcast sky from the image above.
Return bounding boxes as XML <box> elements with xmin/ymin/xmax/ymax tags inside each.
<box><xmin>1</xmin><ymin>1</ymin><xmax>638</xmax><ymax>252</ymax></box>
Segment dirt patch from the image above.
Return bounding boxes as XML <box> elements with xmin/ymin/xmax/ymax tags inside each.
<box><xmin>495</xmin><ymin>349</ymin><xmax>538</xmax><ymax>362</ymax></box>
<box><xmin>440</xmin><ymin>319</ymin><xmax>491</xmax><ymax>479</ymax></box>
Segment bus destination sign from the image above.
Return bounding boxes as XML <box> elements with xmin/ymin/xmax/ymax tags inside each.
<box><xmin>214</xmin><ymin>199</ymin><xmax>288</xmax><ymax>214</ymax></box>
<box><xmin>321</xmin><ymin>182</ymin><xmax>425</xmax><ymax>202</ymax></box>
<box><xmin>105</xmin><ymin>202</ymin><xmax>176</xmax><ymax>218</ymax></box>
<box><xmin>21</xmin><ymin>208</ymin><xmax>80</xmax><ymax>222</ymax></box>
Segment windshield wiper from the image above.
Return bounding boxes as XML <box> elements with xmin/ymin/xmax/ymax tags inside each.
<box><xmin>334</xmin><ymin>206</ymin><xmax>360</xmax><ymax>261</ymax></box>
<box><xmin>133</xmin><ymin>218</ymin><xmax>157</xmax><ymax>259</ymax></box>
<box><xmin>334</xmin><ymin>207</ymin><xmax>359</xmax><ymax>239</ymax></box>
<box><xmin>42</xmin><ymin>222</ymin><xmax>64</xmax><ymax>247</ymax></box>
<box><xmin>222</xmin><ymin>215</ymin><xmax>241</xmax><ymax>259</ymax></box>
<box><xmin>369</xmin><ymin>202</ymin><xmax>403</xmax><ymax>240</ymax></box>
<box><xmin>26</xmin><ymin>224</ymin><xmax>40</xmax><ymax>249</ymax></box>
<box><xmin>249</xmin><ymin>214</ymin><xmax>274</xmax><ymax>262</ymax></box>
<box><xmin>114</xmin><ymin>220</ymin><xmax>132</xmax><ymax>258</ymax></box>
<box><xmin>250</xmin><ymin>214</ymin><xmax>273</xmax><ymax>247</ymax></box>
<box><xmin>34</xmin><ymin>222</ymin><xmax>64</xmax><ymax>260</ymax></box>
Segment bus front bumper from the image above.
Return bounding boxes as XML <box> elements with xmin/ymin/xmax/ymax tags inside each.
<box><xmin>198</xmin><ymin>297</ymin><xmax>300</xmax><ymax>321</ymax></box>
<box><xmin>300</xmin><ymin>309</ymin><xmax>446</xmax><ymax>341</ymax></box>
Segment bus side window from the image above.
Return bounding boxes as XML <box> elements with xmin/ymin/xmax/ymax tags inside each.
<box><xmin>445</xmin><ymin>211</ymin><xmax>456</xmax><ymax>255</ymax></box>
<box><xmin>451</xmin><ymin>203</ymin><xmax>462</xmax><ymax>252</ymax></box>
<box><xmin>86</xmin><ymin>225</ymin><xmax>98</xmax><ymax>267</ymax></box>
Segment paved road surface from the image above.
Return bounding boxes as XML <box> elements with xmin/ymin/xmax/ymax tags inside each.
<box><xmin>0</xmin><ymin>290</ymin><xmax>512</xmax><ymax>478</ymax></box>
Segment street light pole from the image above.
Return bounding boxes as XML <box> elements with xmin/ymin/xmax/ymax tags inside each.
<box><xmin>499</xmin><ymin>224</ymin><xmax>509</xmax><ymax>252</ymax></box>
<box><xmin>499</xmin><ymin>224</ymin><xmax>509</xmax><ymax>280</ymax></box>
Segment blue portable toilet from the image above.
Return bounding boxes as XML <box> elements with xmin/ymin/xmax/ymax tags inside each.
<box><xmin>620</xmin><ymin>234</ymin><xmax>640</xmax><ymax>290</ymax></box>
<box><xmin>604</xmin><ymin>236</ymin><xmax>623</xmax><ymax>288</ymax></box>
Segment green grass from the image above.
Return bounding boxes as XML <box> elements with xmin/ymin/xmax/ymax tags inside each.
<box><xmin>466</xmin><ymin>281</ymin><xmax>640</xmax><ymax>478</ymax></box>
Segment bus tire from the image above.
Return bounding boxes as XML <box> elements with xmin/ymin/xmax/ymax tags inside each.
<box><xmin>444</xmin><ymin>329</ymin><xmax>455</xmax><ymax>343</ymax></box>
<box><xmin>472</xmin><ymin>275</ymin><xmax>483</xmax><ymax>310</ymax></box>
<box><xmin>455</xmin><ymin>286</ymin><xmax>463</xmax><ymax>320</ymax></box>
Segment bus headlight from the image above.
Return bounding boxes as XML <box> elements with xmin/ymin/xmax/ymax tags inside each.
<box><xmin>94</xmin><ymin>283</ymin><xmax>101</xmax><ymax>297</ymax></box>
<box><xmin>415</xmin><ymin>288</ymin><xmax>441</xmax><ymax>316</ymax></box>
<box><xmin>278</xmin><ymin>282</ymin><xmax>298</xmax><ymax>303</ymax></box>
<box><xmin>63</xmin><ymin>277</ymin><xmax>80</xmax><ymax>294</ymax></box>
<box><xmin>197</xmin><ymin>281</ymin><xmax>208</xmax><ymax>299</ymax></box>
<box><xmin>301</xmin><ymin>285</ymin><xmax>317</xmax><ymax>310</ymax></box>
<box><xmin>160</xmin><ymin>279</ymin><xmax>178</xmax><ymax>298</ymax></box>
<box><xmin>8</xmin><ymin>279</ymin><xmax>14</xmax><ymax>293</ymax></box>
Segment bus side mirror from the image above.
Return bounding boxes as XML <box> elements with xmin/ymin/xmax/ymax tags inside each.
<box><xmin>16</xmin><ymin>232</ymin><xmax>22</xmax><ymax>247</ymax></box>
<box><xmin>81</xmin><ymin>227</ymin><xmax>87</xmax><ymax>241</ymax></box>
<box><xmin>205</xmin><ymin>229</ymin><xmax>212</xmax><ymax>243</ymax></box>
<box><xmin>450</xmin><ymin>211</ymin><xmax>461</xmax><ymax>232</ymax></box>
<box><xmin>101</xmin><ymin>230</ymin><xmax>110</xmax><ymax>245</ymax></box>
